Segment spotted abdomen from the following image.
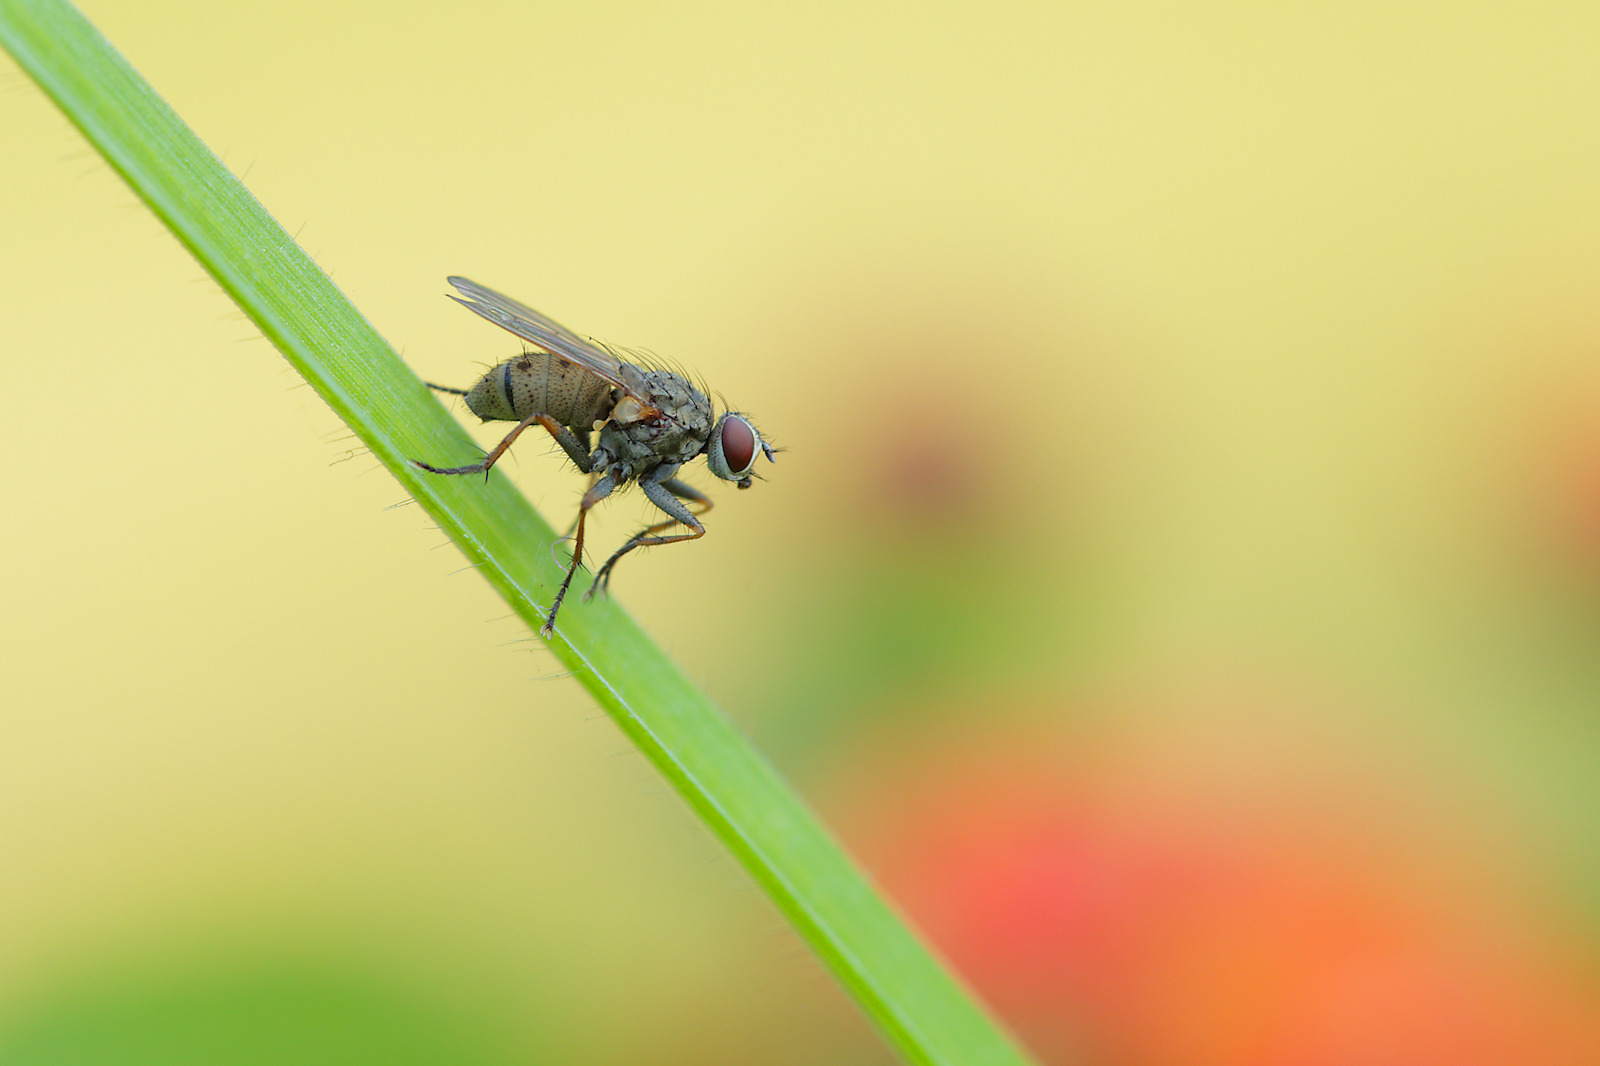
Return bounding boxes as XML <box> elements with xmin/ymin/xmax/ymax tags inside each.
<box><xmin>463</xmin><ymin>353</ymin><xmax>616</xmax><ymax>429</ymax></box>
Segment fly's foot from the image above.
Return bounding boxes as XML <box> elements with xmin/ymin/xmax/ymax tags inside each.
<box><xmin>582</xmin><ymin>568</ymin><xmax>616</xmax><ymax>604</ymax></box>
<box><xmin>411</xmin><ymin>456</ymin><xmax>490</xmax><ymax>478</ymax></box>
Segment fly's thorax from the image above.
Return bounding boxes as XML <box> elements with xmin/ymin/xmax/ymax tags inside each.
<box><xmin>644</xmin><ymin>369</ymin><xmax>714</xmax><ymax>438</ymax></box>
<box><xmin>598</xmin><ymin>371</ymin><xmax>714</xmax><ymax>467</ymax></box>
<box><xmin>463</xmin><ymin>355</ymin><xmax>616</xmax><ymax>428</ymax></box>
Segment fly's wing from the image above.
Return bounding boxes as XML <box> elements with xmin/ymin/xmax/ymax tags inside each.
<box><xmin>446</xmin><ymin>277</ymin><xmax>663</xmax><ymax>420</ymax></box>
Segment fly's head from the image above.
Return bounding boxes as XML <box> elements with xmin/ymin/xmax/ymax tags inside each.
<box><xmin>705</xmin><ymin>412</ymin><xmax>777</xmax><ymax>490</ymax></box>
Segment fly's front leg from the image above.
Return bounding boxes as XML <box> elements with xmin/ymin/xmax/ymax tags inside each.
<box><xmin>658</xmin><ymin>476</ymin><xmax>713</xmax><ymax>520</ymax></box>
<box><xmin>599</xmin><ymin>477</ymin><xmax>713</xmax><ymax>548</ymax></box>
<box><xmin>586</xmin><ymin>473</ymin><xmax>708</xmax><ymax>602</ymax></box>
<box><xmin>412</xmin><ymin>413</ymin><xmax>592</xmax><ymax>480</ymax></box>
<box><xmin>544</xmin><ymin>473</ymin><xmax>618</xmax><ymax>636</ymax></box>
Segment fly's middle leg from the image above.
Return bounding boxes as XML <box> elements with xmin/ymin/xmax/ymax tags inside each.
<box><xmin>544</xmin><ymin>474</ymin><xmax>618</xmax><ymax>636</ymax></box>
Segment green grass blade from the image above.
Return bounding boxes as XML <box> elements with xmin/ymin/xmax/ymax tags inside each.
<box><xmin>0</xmin><ymin>2</ymin><xmax>1039</xmax><ymax>1062</ymax></box>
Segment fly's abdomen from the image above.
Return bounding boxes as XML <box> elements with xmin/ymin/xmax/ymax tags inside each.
<box><xmin>464</xmin><ymin>353</ymin><xmax>615</xmax><ymax>428</ymax></box>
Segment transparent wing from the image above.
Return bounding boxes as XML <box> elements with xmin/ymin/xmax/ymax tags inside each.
<box><xmin>446</xmin><ymin>277</ymin><xmax>661</xmax><ymax>417</ymax></box>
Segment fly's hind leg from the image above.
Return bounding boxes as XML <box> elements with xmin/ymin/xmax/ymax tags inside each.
<box><xmin>412</xmin><ymin>413</ymin><xmax>592</xmax><ymax>480</ymax></box>
<box><xmin>586</xmin><ymin>473</ymin><xmax>709</xmax><ymax>603</ymax></box>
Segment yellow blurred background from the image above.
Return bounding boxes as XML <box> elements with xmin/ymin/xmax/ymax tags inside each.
<box><xmin>4</xmin><ymin>1</ymin><xmax>1600</xmax><ymax>1062</ymax></box>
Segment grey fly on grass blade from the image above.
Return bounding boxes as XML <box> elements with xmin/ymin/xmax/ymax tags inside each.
<box><xmin>414</xmin><ymin>277</ymin><xmax>776</xmax><ymax>636</ymax></box>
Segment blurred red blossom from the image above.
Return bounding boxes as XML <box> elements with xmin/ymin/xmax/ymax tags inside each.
<box><xmin>827</xmin><ymin>703</ymin><xmax>1600</xmax><ymax>1066</ymax></box>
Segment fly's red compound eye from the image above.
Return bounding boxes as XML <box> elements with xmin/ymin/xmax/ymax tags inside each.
<box><xmin>706</xmin><ymin>412</ymin><xmax>766</xmax><ymax>482</ymax></box>
<box><xmin>720</xmin><ymin>415</ymin><xmax>757</xmax><ymax>475</ymax></box>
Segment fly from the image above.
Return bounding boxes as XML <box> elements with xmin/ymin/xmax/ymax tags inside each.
<box><xmin>414</xmin><ymin>277</ymin><xmax>776</xmax><ymax>635</ymax></box>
